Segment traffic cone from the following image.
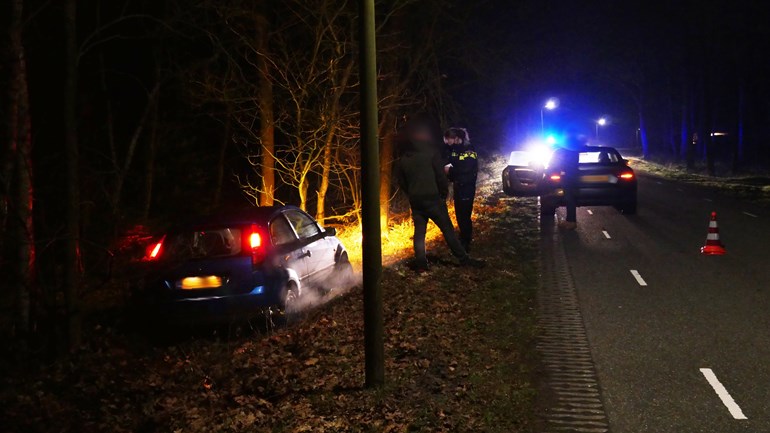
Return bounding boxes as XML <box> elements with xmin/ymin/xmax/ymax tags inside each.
<box><xmin>700</xmin><ymin>211</ymin><xmax>726</xmax><ymax>255</ymax></box>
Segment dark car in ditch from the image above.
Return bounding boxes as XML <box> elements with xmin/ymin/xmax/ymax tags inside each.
<box><xmin>133</xmin><ymin>205</ymin><xmax>353</xmax><ymax>325</ymax></box>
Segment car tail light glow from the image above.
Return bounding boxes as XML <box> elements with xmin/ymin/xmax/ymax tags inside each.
<box><xmin>249</xmin><ymin>232</ymin><xmax>261</xmax><ymax>249</ymax></box>
<box><xmin>248</xmin><ymin>224</ymin><xmax>265</xmax><ymax>266</ymax></box>
<box><xmin>146</xmin><ymin>237</ymin><xmax>165</xmax><ymax>260</ymax></box>
<box><xmin>620</xmin><ymin>172</ymin><xmax>634</xmax><ymax>180</ymax></box>
<box><xmin>550</xmin><ymin>174</ymin><xmax>562</xmax><ymax>181</ymax></box>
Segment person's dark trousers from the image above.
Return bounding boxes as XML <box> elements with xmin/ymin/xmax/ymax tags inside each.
<box><xmin>453</xmin><ymin>182</ymin><xmax>476</xmax><ymax>250</ymax></box>
<box><xmin>564</xmin><ymin>177</ymin><xmax>577</xmax><ymax>223</ymax></box>
<box><xmin>454</xmin><ymin>197</ymin><xmax>475</xmax><ymax>251</ymax></box>
<box><xmin>411</xmin><ymin>199</ymin><xmax>467</xmax><ymax>264</ymax></box>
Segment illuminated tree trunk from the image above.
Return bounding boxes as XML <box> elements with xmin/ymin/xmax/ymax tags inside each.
<box><xmin>378</xmin><ymin>112</ymin><xmax>394</xmax><ymax>229</ymax></box>
<box><xmin>9</xmin><ymin>0</ymin><xmax>35</xmax><ymax>337</ymax></box>
<box><xmin>316</xmin><ymin>60</ymin><xmax>353</xmax><ymax>222</ymax></box>
<box><xmin>316</xmin><ymin>131</ymin><xmax>335</xmax><ymax>222</ymax></box>
<box><xmin>256</xmin><ymin>13</ymin><xmax>275</xmax><ymax>206</ymax></box>
<box><xmin>64</xmin><ymin>0</ymin><xmax>81</xmax><ymax>349</ymax></box>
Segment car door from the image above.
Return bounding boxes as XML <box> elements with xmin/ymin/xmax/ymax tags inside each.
<box><xmin>502</xmin><ymin>150</ymin><xmax>547</xmax><ymax>197</ymax></box>
<box><xmin>268</xmin><ymin>214</ymin><xmax>309</xmax><ymax>282</ymax></box>
<box><xmin>283</xmin><ymin>210</ymin><xmax>336</xmax><ymax>285</ymax></box>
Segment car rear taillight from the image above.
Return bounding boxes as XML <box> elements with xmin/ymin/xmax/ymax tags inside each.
<box><xmin>249</xmin><ymin>231</ymin><xmax>261</xmax><ymax>249</ymax></box>
<box><xmin>145</xmin><ymin>236</ymin><xmax>165</xmax><ymax>261</ymax></box>
<box><xmin>619</xmin><ymin>172</ymin><xmax>634</xmax><ymax>180</ymax></box>
<box><xmin>247</xmin><ymin>224</ymin><xmax>265</xmax><ymax>266</ymax></box>
<box><xmin>549</xmin><ymin>173</ymin><xmax>562</xmax><ymax>181</ymax></box>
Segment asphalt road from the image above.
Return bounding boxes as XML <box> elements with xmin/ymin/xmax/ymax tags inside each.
<box><xmin>550</xmin><ymin>172</ymin><xmax>770</xmax><ymax>432</ymax></box>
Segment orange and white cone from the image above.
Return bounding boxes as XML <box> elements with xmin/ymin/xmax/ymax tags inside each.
<box><xmin>701</xmin><ymin>211</ymin><xmax>726</xmax><ymax>255</ymax></box>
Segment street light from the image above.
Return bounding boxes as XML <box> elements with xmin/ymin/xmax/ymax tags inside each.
<box><xmin>595</xmin><ymin>117</ymin><xmax>607</xmax><ymax>140</ymax></box>
<box><xmin>541</xmin><ymin>98</ymin><xmax>558</xmax><ymax>134</ymax></box>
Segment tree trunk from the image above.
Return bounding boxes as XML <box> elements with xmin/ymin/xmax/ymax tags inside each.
<box><xmin>734</xmin><ymin>80</ymin><xmax>744</xmax><ymax>174</ymax></box>
<box><xmin>212</xmin><ymin>109</ymin><xmax>231</xmax><ymax>210</ymax></box>
<box><xmin>9</xmin><ymin>0</ymin><xmax>35</xmax><ymax>339</ymax></box>
<box><xmin>142</xmin><ymin>88</ymin><xmax>160</xmax><ymax>220</ymax></box>
<box><xmin>378</xmin><ymin>113</ymin><xmax>394</xmax><ymax>229</ymax></box>
<box><xmin>686</xmin><ymin>85</ymin><xmax>697</xmax><ymax>170</ymax></box>
<box><xmin>703</xmin><ymin>69</ymin><xmax>716</xmax><ymax>176</ymax></box>
<box><xmin>64</xmin><ymin>0</ymin><xmax>81</xmax><ymax>350</ymax></box>
<box><xmin>110</xmin><ymin>83</ymin><xmax>159</xmax><ymax>215</ymax></box>
<box><xmin>638</xmin><ymin>107</ymin><xmax>649</xmax><ymax>159</ymax></box>
<box><xmin>256</xmin><ymin>13</ymin><xmax>275</xmax><ymax>207</ymax></box>
<box><xmin>679</xmin><ymin>79</ymin><xmax>689</xmax><ymax>162</ymax></box>
<box><xmin>316</xmin><ymin>130</ymin><xmax>335</xmax><ymax>223</ymax></box>
<box><xmin>316</xmin><ymin>59</ymin><xmax>353</xmax><ymax>222</ymax></box>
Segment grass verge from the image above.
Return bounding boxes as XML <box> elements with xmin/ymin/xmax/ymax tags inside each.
<box><xmin>629</xmin><ymin>157</ymin><xmax>770</xmax><ymax>203</ymax></box>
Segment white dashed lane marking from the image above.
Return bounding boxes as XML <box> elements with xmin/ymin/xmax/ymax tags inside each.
<box><xmin>602</xmin><ymin>230</ymin><xmax>611</xmax><ymax>239</ymax></box>
<box><xmin>743</xmin><ymin>211</ymin><xmax>758</xmax><ymax>218</ymax></box>
<box><xmin>700</xmin><ymin>368</ymin><xmax>748</xmax><ymax>420</ymax></box>
<box><xmin>630</xmin><ymin>270</ymin><xmax>647</xmax><ymax>286</ymax></box>
<box><xmin>703</xmin><ymin>198</ymin><xmax>713</xmax><ymax>202</ymax></box>
<box><xmin>586</xmin><ymin>209</ymin><xmax>594</xmax><ymax>215</ymax></box>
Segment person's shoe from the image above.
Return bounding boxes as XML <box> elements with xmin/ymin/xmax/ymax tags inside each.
<box><xmin>459</xmin><ymin>256</ymin><xmax>486</xmax><ymax>268</ymax></box>
<box><xmin>462</xmin><ymin>242</ymin><xmax>471</xmax><ymax>254</ymax></box>
<box><xmin>558</xmin><ymin>221</ymin><xmax>577</xmax><ymax>230</ymax></box>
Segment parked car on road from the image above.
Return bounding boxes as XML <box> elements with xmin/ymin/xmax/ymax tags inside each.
<box><xmin>133</xmin><ymin>205</ymin><xmax>352</xmax><ymax>325</ymax></box>
<box><xmin>503</xmin><ymin>145</ymin><xmax>637</xmax><ymax>215</ymax></box>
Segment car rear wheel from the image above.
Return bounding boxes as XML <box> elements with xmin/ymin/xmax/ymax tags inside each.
<box><xmin>280</xmin><ymin>281</ymin><xmax>299</xmax><ymax>314</ymax></box>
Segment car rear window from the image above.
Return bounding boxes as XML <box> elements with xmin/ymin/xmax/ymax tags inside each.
<box><xmin>579</xmin><ymin>151</ymin><xmax>620</xmax><ymax>164</ymax></box>
<box><xmin>165</xmin><ymin>227</ymin><xmax>243</xmax><ymax>260</ymax></box>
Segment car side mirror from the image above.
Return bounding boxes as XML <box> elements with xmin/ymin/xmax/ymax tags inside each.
<box><xmin>325</xmin><ymin>227</ymin><xmax>337</xmax><ymax>236</ymax></box>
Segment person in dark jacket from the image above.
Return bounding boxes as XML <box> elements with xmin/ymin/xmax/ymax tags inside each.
<box><xmin>549</xmin><ymin>134</ymin><xmax>589</xmax><ymax>230</ymax></box>
<box><xmin>396</xmin><ymin>117</ymin><xmax>484</xmax><ymax>271</ymax></box>
<box><xmin>444</xmin><ymin>127</ymin><xmax>478</xmax><ymax>252</ymax></box>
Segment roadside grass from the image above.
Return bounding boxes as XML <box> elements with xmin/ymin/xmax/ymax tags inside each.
<box><xmin>629</xmin><ymin>157</ymin><xmax>770</xmax><ymax>203</ymax></box>
<box><xmin>1</xmin><ymin>157</ymin><xmax>541</xmax><ymax>432</ymax></box>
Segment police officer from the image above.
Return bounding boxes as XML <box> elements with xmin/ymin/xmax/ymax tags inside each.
<box><xmin>444</xmin><ymin>127</ymin><xmax>478</xmax><ymax>252</ymax></box>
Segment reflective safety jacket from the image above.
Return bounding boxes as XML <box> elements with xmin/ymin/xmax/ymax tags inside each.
<box><xmin>447</xmin><ymin>144</ymin><xmax>478</xmax><ymax>199</ymax></box>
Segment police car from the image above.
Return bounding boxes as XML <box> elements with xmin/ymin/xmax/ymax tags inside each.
<box><xmin>503</xmin><ymin>146</ymin><xmax>637</xmax><ymax>215</ymax></box>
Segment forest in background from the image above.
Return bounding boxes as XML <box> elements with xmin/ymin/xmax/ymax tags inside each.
<box><xmin>2</xmin><ymin>0</ymin><xmax>770</xmax><ymax>353</ymax></box>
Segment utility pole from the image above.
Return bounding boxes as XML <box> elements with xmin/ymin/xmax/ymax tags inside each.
<box><xmin>358</xmin><ymin>0</ymin><xmax>384</xmax><ymax>387</ymax></box>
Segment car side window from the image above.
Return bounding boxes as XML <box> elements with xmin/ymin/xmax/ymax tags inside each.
<box><xmin>269</xmin><ymin>216</ymin><xmax>297</xmax><ymax>246</ymax></box>
<box><xmin>284</xmin><ymin>210</ymin><xmax>321</xmax><ymax>240</ymax></box>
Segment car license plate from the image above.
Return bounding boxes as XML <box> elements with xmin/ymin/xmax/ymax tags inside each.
<box><xmin>581</xmin><ymin>175</ymin><xmax>610</xmax><ymax>183</ymax></box>
<box><xmin>179</xmin><ymin>276</ymin><xmax>223</xmax><ymax>290</ymax></box>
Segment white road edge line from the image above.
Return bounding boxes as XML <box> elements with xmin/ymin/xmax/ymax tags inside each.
<box><xmin>743</xmin><ymin>211</ymin><xmax>758</xmax><ymax>218</ymax></box>
<box><xmin>700</xmin><ymin>368</ymin><xmax>748</xmax><ymax>420</ymax></box>
<box><xmin>602</xmin><ymin>230</ymin><xmax>611</xmax><ymax>239</ymax></box>
<box><xmin>587</xmin><ymin>209</ymin><xmax>594</xmax><ymax>215</ymax></box>
<box><xmin>630</xmin><ymin>270</ymin><xmax>647</xmax><ymax>286</ymax></box>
